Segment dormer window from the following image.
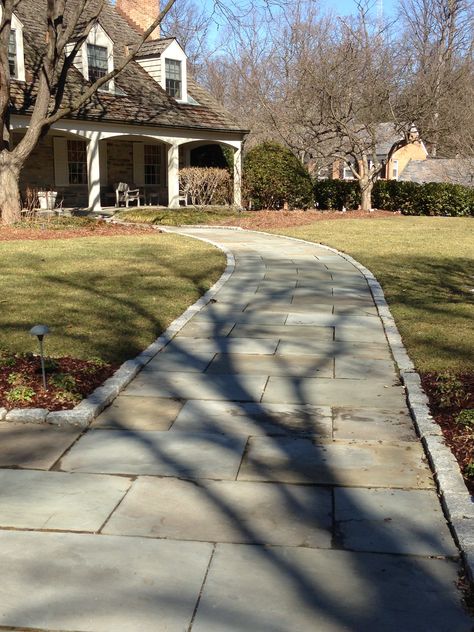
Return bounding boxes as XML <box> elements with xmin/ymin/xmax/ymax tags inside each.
<box><xmin>8</xmin><ymin>31</ymin><xmax>17</xmax><ymax>77</ymax></box>
<box><xmin>67</xmin><ymin>24</ymin><xmax>114</xmax><ymax>92</ymax></box>
<box><xmin>165</xmin><ymin>59</ymin><xmax>182</xmax><ymax>99</ymax></box>
<box><xmin>87</xmin><ymin>44</ymin><xmax>108</xmax><ymax>82</ymax></box>
<box><xmin>0</xmin><ymin>9</ymin><xmax>25</xmax><ymax>82</ymax></box>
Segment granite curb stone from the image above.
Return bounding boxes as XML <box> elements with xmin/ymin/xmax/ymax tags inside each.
<box><xmin>247</xmin><ymin>228</ymin><xmax>473</xmax><ymax>585</ymax></box>
<box><xmin>4</xmin><ymin>230</ymin><xmax>235</xmax><ymax>428</ymax></box>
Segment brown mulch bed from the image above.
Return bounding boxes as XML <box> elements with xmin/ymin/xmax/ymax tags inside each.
<box><xmin>421</xmin><ymin>373</ymin><xmax>474</xmax><ymax>493</ymax></box>
<box><xmin>0</xmin><ymin>221</ymin><xmax>156</xmax><ymax>242</ymax></box>
<box><xmin>0</xmin><ymin>354</ymin><xmax>115</xmax><ymax>412</ymax></box>
<box><xmin>219</xmin><ymin>209</ymin><xmax>397</xmax><ymax>229</ymax></box>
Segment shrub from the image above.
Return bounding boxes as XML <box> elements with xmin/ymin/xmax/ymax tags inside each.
<box><xmin>433</xmin><ymin>372</ymin><xmax>466</xmax><ymax>409</ymax></box>
<box><xmin>456</xmin><ymin>409</ymin><xmax>474</xmax><ymax>428</ymax></box>
<box><xmin>49</xmin><ymin>373</ymin><xmax>77</xmax><ymax>391</ymax></box>
<box><xmin>313</xmin><ymin>180</ymin><xmax>361</xmax><ymax>210</ymax></box>
<box><xmin>179</xmin><ymin>167</ymin><xmax>231</xmax><ymax>206</ymax></box>
<box><xmin>313</xmin><ymin>178</ymin><xmax>474</xmax><ymax>215</ymax></box>
<box><xmin>6</xmin><ymin>386</ymin><xmax>36</xmax><ymax>404</ymax></box>
<box><xmin>244</xmin><ymin>142</ymin><xmax>313</xmax><ymax>210</ymax></box>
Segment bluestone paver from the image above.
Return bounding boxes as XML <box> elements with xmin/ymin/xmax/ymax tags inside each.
<box><xmin>92</xmin><ymin>395</ymin><xmax>182</xmax><ymax>430</ymax></box>
<box><xmin>104</xmin><ymin>477</ymin><xmax>333</xmax><ymax>547</ymax></box>
<box><xmin>191</xmin><ymin>544</ymin><xmax>471</xmax><ymax>632</ymax></box>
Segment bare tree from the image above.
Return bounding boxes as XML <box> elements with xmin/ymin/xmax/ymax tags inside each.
<box><xmin>397</xmin><ymin>0</ymin><xmax>474</xmax><ymax>156</ymax></box>
<box><xmin>0</xmin><ymin>0</ymin><xmax>178</xmax><ymax>224</ymax></box>
<box><xmin>161</xmin><ymin>0</ymin><xmax>210</xmax><ymax>79</ymax></box>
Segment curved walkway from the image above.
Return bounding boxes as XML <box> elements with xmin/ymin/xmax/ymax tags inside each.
<box><xmin>0</xmin><ymin>228</ymin><xmax>471</xmax><ymax>631</ymax></box>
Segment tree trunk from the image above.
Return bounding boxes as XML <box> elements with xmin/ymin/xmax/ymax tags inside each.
<box><xmin>359</xmin><ymin>178</ymin><xmax>373</xmax><ymax>212</ymax></box>
<box><xmin>0</xmin><ymin>153</ymin><xmax>21</xmax><ymax>225</ymax></box>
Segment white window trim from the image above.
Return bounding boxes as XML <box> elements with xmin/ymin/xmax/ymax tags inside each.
<box><xmin>161</xmin><ymin>40</ymin><xmax>188</xmax><ymax>103</ymax></box>
<box><xmin>392</xmin><ymin>159</ymin><xmax>399</xmax><ymax>180</ymax></box>
<box><xmin>342</xmin><ymin>164</ymin><xmax>354</xmax><ymax>180</ymax></box>
<box><xmin>67</xmin><ymin>23</ymin><xmax>115</xmax><ymax>93</ymax></box>
<box><xmin>0</xmin><ymin>10</ymin><xmax>26</xmax><ymax>81</ymax></box>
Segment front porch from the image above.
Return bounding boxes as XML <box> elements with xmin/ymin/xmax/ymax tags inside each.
<box><xmin>11</xmin><ymin>118</ymin><xmax>243</xmax><ymax>213</ymax></box>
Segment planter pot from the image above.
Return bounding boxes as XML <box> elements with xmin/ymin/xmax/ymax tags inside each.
<box><xmin>38</xmin><ymin>191</ymin><xmax>58</xmax><ymax>210</ymax></box>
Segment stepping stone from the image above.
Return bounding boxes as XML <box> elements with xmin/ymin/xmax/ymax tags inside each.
<box><xmin>143</xmin><ymin>351</ymin><xmax>216</xmax><ymax>373</ymax></box>
<box><xmin>59</xmin><ymin>430</ymin><xmax>246</xmax><ymax>479</ymax></box>
<box><xmin>238</xmin><ymin>437</ymin><xmax>434</xmax><ymax>488</ymax></box>
<box><xmin>229</xmin><ymin>324</ymin><xmax>334</xmax><ymax>340</ymax></box>
<box><xmin>0</xmin><ymin>469</ymin><xmax>130</xmax><ymax>531</ymax></box>
<box><xmin>262</xmin><ymin>377</ymin><xmax>405</xmax><ymax>407</ymax></box>
<box><xmin>104</xmin><ymin>477</ymin><xmax>333</xmax><ymax>548</ymax></box>
<box><xmin>332</xmin><ymin>407</ymin><xmax>417</xmax><ymax>441</ymax></box>
<box><xmin>170</xmin><ymin>400</ymin><xmax>332</xmax><ymax>437</ymax></box>
<box><xmin>191</xmin><ymin>544</ymin><xmax>470</xmax><ymax>632</ymax></box>
<box><xmin>0</xmin><ymin>423</ymin><xmax>81</xmax><ymax>470</ymax></box>
<box><xmin>191</xmin><ymin>312</ymin><xmax>288</xmax><ymax>325</ymax></box>
<box><xmin>125</xmin><ymin>372</ymin><xmax>268</xmax><ymax>402</ymax></box>
<box><xmin>205</xmin><ymin>353</ymin><xmax>334</xmax><ymax>378</ymax></box>
<box><xmin>285</xmin><ymin>313</ymin><xmax>383</xmax><ymax>327</ymax></box>
<box><xmin>161</xmin><ymin>337</ymin><xmax>280</xmax><ymax>355</ymax></box>
<box><xmin>335</xmin><ymin>325</ymin><xmax>388</xmax><ymax>343</ymax></box>
<box><xmin>0</xmin><ymin>530</ymin><xmax>212</xmax><ymax>632</ymax></box>
<box><xmin>92</xmin><ymin>396</ymin><xmax>183</xmax><ymax>430</ymax></box>
<box><xmin>334</xmin><ymin>488</ymin><xmax>458</xmax><ymax>556</ymax></box>
<box><xmin>176</xmin><ymin>320</ymin><xmax>235</xmax><ymax>337</ymax></box>
<box><xmin>277</xmin><ymin>340</ymin><xmax>391</xmax><ymax>359</ymax></box>
<box><xmin>334</xmin><ymin>357</ymin><xmax>397</xmax><ymax>380</ymax></box>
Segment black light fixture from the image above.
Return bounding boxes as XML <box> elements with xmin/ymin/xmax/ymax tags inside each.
<box><xmin>29</xmin><ymin>325</ymin><xmax>50</xmax><ymax>390</ymax></box>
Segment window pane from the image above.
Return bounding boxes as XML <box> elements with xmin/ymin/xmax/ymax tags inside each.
<box><xmin>8</xmin><ymin>31</ymin><xmax>17</xmax><ymax>77</ymax></box>
<box><xmin>87</xmin><ymin>44</ymin><xmax>108</xmax><ymax>83</ymax></box>
<box><xmin>165</xmin><ymin>59</ymin><xmax>182</xmax><ymax>98</ymax></box>
<box><xmin>144</xmin><ymin>144</ymin><xmax>161</xmax><ymax>185</ymax></box>
<box><xmin>67</xmin><ymin>140</ymin><xmax>88</xmax><ymax>185</ymax></box>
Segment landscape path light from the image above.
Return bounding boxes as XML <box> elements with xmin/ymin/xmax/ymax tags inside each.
<box><xmin>29</xmin><ymin>325</ymin><xmax>50</xmax><ymax>390</ymax></box>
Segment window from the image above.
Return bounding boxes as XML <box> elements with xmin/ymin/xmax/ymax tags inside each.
<box><xmin>392</xmin><ymin>160</ymin><xmax>399</xmax><ymax>180</ymax></box>
<box><xmin>343</xmin><ymin>164</ymin><xmax>354</xmax><ymax>180</ymax></box>
<box><xmin>67</xmin><ymin>140</ymin><xmax>88</xmax><ymax>185</ymax></box>
<box><xmin>8</xmin><ymin>30</ymin><xmax>17</xmax><ymax>77</ymax></box>
<box><xmin>165</xmin><ymin>58</ymin><xmax>182</xmax><ymax>99</ymax></box>
<box><xmin>87</xmin><ymin>44</ymin><xmax>108</xmax><ymax>83</ymax></box>
<box><xmin>144</xmin><ymin>144</ymin><xmax>161</xmax><ymax>185</ymax></box>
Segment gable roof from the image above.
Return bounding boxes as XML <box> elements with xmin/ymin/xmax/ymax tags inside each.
<box><xmin>135</xmin><ymin>38</ymin><xmax>175</xmax><ymax>58</ymax></box>
<box><xmin>10</xmin><ymin>0</ymin><xmax>246</xmax><ymax>135</ymax></box>
<box><xmin>399</xmin><ymin>158</ymin><xmax>474</xmax><ymax>187</ymax></box>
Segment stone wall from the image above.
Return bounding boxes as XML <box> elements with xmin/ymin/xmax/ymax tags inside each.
<box><xmin>107</xmin><ymin>141</ymin><xmax>133</xmax><ymax>185</ymax></box>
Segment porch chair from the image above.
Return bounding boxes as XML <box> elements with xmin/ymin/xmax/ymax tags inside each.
<box><xmin>115</xmin><ymin>182</ymin><xmax>143</xmax><ymax>208</ymax></box>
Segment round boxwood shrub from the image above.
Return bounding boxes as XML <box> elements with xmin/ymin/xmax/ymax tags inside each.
<box><xmin>243</xmin><ymin>142</ymin><xmax>313</xmax><ymax>210</ymax></box>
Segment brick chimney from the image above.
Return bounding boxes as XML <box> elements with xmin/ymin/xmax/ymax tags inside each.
<box><xmin>116</xmin><ymin>0</ymin><xmax>161</xmax><ymax>39</ymax></box>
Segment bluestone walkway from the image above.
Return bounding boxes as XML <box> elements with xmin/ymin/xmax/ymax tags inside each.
<box><xmin>0</xmin><ymin>228</ymin><xmax>471</xmax><ymax>631</ymax></box>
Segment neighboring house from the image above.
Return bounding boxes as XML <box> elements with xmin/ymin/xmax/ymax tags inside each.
<box><xmin>399</xmin><ymin>158</ymin><xmax>474</xmax><ymax>187</ymax></box>
<box><xmin>7</xmin><ymin>0</ymin><xmax>247</xmax><ymax>211</ymax></box>
<box><xmin>324</xmin><ymin>123</ymin><xmax>428</xmax><ymax>182</ymax></box>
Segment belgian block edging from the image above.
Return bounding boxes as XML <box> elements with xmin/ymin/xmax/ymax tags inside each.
<box><xmin>247</xmin><ymin>228</ymin><xmax>473</xmax><ymax>584</ymax></box>
<box><xmin>3</xmin><ymin>228</ymin><xmax>235</xmax><ymax>429</ymax></box>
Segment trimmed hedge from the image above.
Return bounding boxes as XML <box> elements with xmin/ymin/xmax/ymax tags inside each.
<box><xmin>314</xmin><ymin>179</ymin><xmax>474</xmax><ymax>216</ymax></box>
<box><xmin>244</xmin><ymin>142</ymin><xmax>313</xmax><ymax>210</ymax></box>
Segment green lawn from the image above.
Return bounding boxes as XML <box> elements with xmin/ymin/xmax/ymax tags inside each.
<box><xmin>0</xmin><ymin>233</ymin><xmax>225</xmax><ymax>364</ymax></box>
<box><xmin>270</xmin><ymin>217</ymin><xmax>474</xmax><ymax>374</ymax></box>
<box><xmin>116</xmin><ymin>206</ymin><xmax>251</xmax><ymax>225</ymax></box>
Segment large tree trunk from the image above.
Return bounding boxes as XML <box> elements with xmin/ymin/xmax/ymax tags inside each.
<box><xmin>359</xmin><ymin>177</ymin><xmax>373</xmax><ymax>212</ymax></box>
<box><xmin>0</xmin><ymin>153</ymin><xmax>22</xmax><ymax>225</ymax></box>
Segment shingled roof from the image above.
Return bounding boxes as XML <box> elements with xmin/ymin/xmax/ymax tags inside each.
<box><xmin>399</xmin><ymin>159</ymin><xmax>474</xmax><ymax>187</ymax></box>
<box><xmin>10</xmin><ymin>0</ymin><xmax>246</xmax><ymax>134</ymax></box>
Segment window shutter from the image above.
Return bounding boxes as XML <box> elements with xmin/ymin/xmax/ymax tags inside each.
<box><xmin>133</xmin><ymin>142</ymin><xmax>145</xmax><ymax>185</ymax></box>
<box><xmin>53</xmin><ymin>137</ymin><xmax>69</xmax><ymax>186</ymax></box>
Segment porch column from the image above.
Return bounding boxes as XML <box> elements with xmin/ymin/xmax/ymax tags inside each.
<box><xmin>168</xmin><ymin>142</ymin><xmax>180</xmax><ymax>208</ymax></box>
<box><xmin>233</xmin><ymin>144</ymin><xmax>242</xmax><ymax>207</ymax></box>
<box><xmin>86</xmin><ymin>131</ymin><xmax>102</xmax><ymax>213</ymax></box>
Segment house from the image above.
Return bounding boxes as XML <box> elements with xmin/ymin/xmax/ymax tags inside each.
<box><xmin>6</xmin><ymin>0</ymin><xmax>247</xmax><ymax>211</ymax></box>
<box><xmin>399</xmin><ymin>158</ymin><xmax>474</xmax><ymax>187</ymax></box>
<box><xmin>321</xmin><ymin>123</ymin><xmax>428</xmax><ymax>181</ymax></box>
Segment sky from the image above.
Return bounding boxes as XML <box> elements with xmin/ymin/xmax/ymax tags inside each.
<box><xmin>198</xmin><ymin>0</ymin><xmax>398</xmax><ymax>46</ymax></box>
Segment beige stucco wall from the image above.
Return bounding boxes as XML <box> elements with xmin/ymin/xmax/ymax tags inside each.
<box><xmin>388</xmin><ymin>141</ymin><xmax>427</xmax><ymax>179</ymax></box>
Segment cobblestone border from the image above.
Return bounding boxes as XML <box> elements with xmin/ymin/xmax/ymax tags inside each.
<box><xmin>248</xmin><ymin>228</ymin><xmax>473</xmax><ymax>584</ymax></box>
<box><xmin>2</xmin><ymin>227</ymin><xmax>235</xmax><ymax>429</ymax></box>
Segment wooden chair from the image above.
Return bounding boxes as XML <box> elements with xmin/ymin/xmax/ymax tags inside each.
<box><xmin>115</xmin><ymin>182</ymin><xmax>143</xmax><ymax>208</ymax></box>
